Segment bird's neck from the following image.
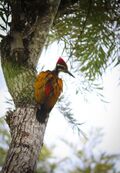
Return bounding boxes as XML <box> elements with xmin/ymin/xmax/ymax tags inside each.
<box><xmin>52</xmin><ymin>66</ymin><xmax>60</xmax><ymax>76</ymax></box>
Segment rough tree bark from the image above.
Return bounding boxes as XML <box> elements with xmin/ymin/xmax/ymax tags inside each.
<box><xmin>1</xmin><ymin>0</ymin><xmax>61</xmax><ymax>172</ymax></box>
<box><xmin>2</xmin><ymin>108</ymin><xmax>48</xmax><ymax>173</ymax></box>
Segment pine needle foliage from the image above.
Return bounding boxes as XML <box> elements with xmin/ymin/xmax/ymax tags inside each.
<box><xmin>50</xmin><ymin>0</ymin><xmax>120</xmax><ymax>80</ymax></box>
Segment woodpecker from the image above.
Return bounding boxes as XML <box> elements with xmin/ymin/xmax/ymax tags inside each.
<box><xmin>34</xmin><ymin>57</ymin><xmax>74</xmax><ymax>123</ymax></box>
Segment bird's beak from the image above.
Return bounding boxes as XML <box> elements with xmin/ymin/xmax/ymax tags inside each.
<box><xmin>67</xmin><ymin>70</ymin><xmax>75</xmax><ymax>78</ymax></box>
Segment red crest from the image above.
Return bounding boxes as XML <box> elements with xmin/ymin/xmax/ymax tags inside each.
<box><xmin>57</xmin><ymin>57</ymin><xmax>67</xmax><ymax>68</ymax></box>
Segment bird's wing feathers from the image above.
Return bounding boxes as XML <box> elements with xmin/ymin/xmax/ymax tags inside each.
<box><xmin>34</xmin><ymin>71</ymin><xmax>51</xmax><ymax>103</ymax></box>
<box><xmin>34</xmin><ymin>71</ymin><xmax>63</xmax><ymax>105</ymax></box>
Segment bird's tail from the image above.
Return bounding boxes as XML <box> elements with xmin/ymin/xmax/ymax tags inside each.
<box><xmin>36</xmin><ymin>106</ymin><xmax>48</xmax><ymax>123</ymax></box>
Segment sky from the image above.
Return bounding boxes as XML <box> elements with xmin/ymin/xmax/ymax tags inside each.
<box><xmin>0</xmin><ymin>42</ymin><xmax>120</xmax><ymax>168</ymax></box>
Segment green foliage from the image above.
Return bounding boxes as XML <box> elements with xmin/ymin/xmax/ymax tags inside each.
<box><xmin>50</xmin><ymin>0</ymin><xmax>120</xmax><ymax>80</ymax></box>
<box><xmin>38</xmin><ymin>145</ymin><xmax>52</xmax><ymax>162</ymax></box>
<box><xmin>37</xmin><ymin>145</ymin><xmax>57</xmax><ymax>173</ymax></box>
<box><xmin>58</xmin><ymin>95</ymin><xmax>87</xmax><ymax>139</ymax></box>
<box><xmin>67</xmin><ymin>129</ymin><xmax>120</xmax><ymax>173</ymax></box>
<box><xmin>37</xmin><ymin>129</ymin><xmax>120</xmax><ymax>173</ymax></box>
<box><xmin>70</xmin><ymin>153</ymin><xmax>119</xmax><ymax>173</ymax></box>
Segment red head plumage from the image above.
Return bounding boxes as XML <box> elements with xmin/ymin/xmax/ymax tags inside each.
<box><xmin>55</xmin><ymin>57</ymin><xmax>75</xmax><ymax>78</ymax></box>
<box><xmin>56</xmin><ymin>57</ymin><xmax>67</xmax><ymax>68</ymax></box>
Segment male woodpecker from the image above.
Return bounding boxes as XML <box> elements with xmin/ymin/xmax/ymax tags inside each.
<box><xmin>34</xmin><ymin>57</ymin><xmax>74</xmax><ymax>123</ymax></box>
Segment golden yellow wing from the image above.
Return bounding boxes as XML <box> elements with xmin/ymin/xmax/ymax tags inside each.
<box><xmin>34</xmin><ymin>70</ymin><xmax>63</xmax><ymax>108</ymax></box>
<box><xmin>34</xmin><ymin>71</ymin><xmax>52</xmax><ymax>104</ymax></box>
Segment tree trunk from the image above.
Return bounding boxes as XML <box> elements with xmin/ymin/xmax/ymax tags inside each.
<box><xmin>2</xmin><ymin>108</ymin><xmax>48</xmax><ymax>173</ymax></box>
<box><xmin>1</xmin><ymin>0</ymin><xmax>61</xmax><ymax>172</ymax></box>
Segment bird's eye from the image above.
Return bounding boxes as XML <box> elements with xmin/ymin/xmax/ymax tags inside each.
<box><xmin>57</xmin><ymin>64</ymin><xmax>66</xmax><ymax>71</ymax></box>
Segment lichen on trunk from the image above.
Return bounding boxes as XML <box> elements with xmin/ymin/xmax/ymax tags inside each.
<box><xmin>2</xmin><ymin>61</ymin><xmax>35</xmax><ymax>106</ymax></box>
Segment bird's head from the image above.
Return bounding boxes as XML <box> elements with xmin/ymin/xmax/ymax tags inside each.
<box><xmin>55</xmin><ymin>57</ymin><xmax>74</xmax><ymax>78</ymax></box>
